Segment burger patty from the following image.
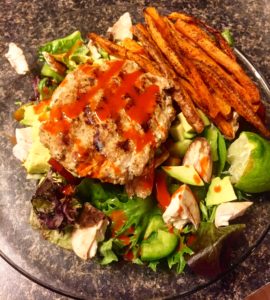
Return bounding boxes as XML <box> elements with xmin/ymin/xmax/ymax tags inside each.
<box><xmin>40</xmin><ymin>59</ymin><xmax>175</xmax><ymax>184</ymax></box>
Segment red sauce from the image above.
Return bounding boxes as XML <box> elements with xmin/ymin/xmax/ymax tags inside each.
<box><xmin>110</xmin><ymin>210</ymin><xmax>127</xmax><ymax>233</ymax></box>
<box><xmin>187</xmin><ymin>234</ymin><xmax>196</xmax><ymax>246</ymax></box>
<box><xmin>199</xmin><ymin>156</ymin><xmax>209</xmax><ymax>179</ymax></box>
<box><xmin>193</xmin><ymin>174</ymin><xmax>201</xmax><ymax>185</ymax></box>
<box><xmin>118</xmin><ymin>235</ymin><xmax>131</xmax><ymax>246</ymax></box>
<box><xmin>167</xmin><ymin>224</ymin><xmax>174</xmax><ymax>233</ymax></box>
<box><xmin>214</xmin><ymin>184</ymin><xmax>222</xmax><ymax>193</ymax></box>
<box><xmin>62</xmin><ymin>184</ymin><xmax>75</xmax><ymax>195</ymax></box>
<box><xmin>123</xmin><ymin>128</ymin><xmax>155</xmax><ymax>152</ymax></box>
<box><xmin>123</xmin><ymin>250</ymin><xmax>134</xmax><ymax>261</ymax></box>
<box><xmin>33</xmin><ymin>99</ymin><xmax>51</xmax><ymax>114</ymax></box>
<box><xmin>155</xmin><ymin>171</ymin><xmax>171</xmax><ymax>209</ymax></box>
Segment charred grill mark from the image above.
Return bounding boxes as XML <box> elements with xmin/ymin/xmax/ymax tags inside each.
<box><xmin>83</xmin><ymin>105</ymin><xmax>97</xmax><ymax>125</ymax></box>
<box><xmin>117</xmin><ymin>140</ymin><xmax>130</xmax><ymax>152</ymax></box>
<box><xmin>93</xmin><ymin>130</ymin><xmax>103</xmax><ymax>152</ymax></box>
<box><xmin>62</xmin><ymin>133</ymin><xmax>70</xmax><ymax>146</ymax></box>
<box><xmin>88</xmin><ymin>77</ymin><xmax>96</xmax><ymax>86</ymax></box>
<box><xmin>141</xmin><ymin>121</ymin><xmax>150</xmax><ymax>132</ymax></box>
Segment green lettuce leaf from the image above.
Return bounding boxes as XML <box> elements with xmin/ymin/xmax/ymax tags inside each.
<box><xmin>187</xmin><ymin>222</ymin><xmax>245</xmax><ymax>277</ymax></box>
<box><xmin>38</xmin><ymin>31</ymin><xmax>83</xmax><ymax>59</ymax></box>
<box><xmin>168</xmin><ymin>243</ymin><xmax>194</xmax><ymax>274</ymax></box>
<box><xmin>99</xmin><ymin>238</ymin><xmax>118</xmax><ymax>265</ymax></box>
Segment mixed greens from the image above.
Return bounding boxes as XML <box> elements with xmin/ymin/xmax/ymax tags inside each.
<box><xmin>12</xmin><ymin>20</ymin><xmax>270</xmax><ymax>278</ymax></box>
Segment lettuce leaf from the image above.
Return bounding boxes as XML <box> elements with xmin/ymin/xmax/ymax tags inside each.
<box><xmin>99</xmin><ymin>238</ymin><xmax>118</xmax><ymax>265</ymax></box>
<box><xmin>187</xmin><ymin>222</ymin><xmax>245</xmax><ymax>277</ymax></box>
<box><xmin>29</xmin><ymin>208</ymin><xmax>72</xmax><ymax>250</ymax></box>
<box><xmin>168</xmin><ymin>245</ymin><xmax>194</xmax><ymax>274</ymax></box>
<box><xmin>38</xmin><ymin>31</ymin><xmax>83</xmax><ymax>59</ymax></box>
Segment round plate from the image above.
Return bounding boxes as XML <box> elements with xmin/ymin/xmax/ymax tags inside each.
<box><xmin>0</xmin><ymin>2</ymin><xmax>270</xmax><ymax>299</ymax></box>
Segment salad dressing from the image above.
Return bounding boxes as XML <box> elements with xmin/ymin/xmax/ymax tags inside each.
<box><xmin>42</xmin><ymin>59</ymin><xmax>159</xmax><ymax>155</ymax></box>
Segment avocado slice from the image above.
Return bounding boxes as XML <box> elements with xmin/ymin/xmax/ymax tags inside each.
<box><xmin>168</xmin><ymin>140</ymin><xmax>192</xmax><ymax>157</ymax></box>
<box><xmin>162</xmin><ymin>165</ymin><xmax>204</xmax><ymax>186</ymax></box>
<box><xmin>140</xmin><ymin>229</ymin><xmax>178</xmax><ymax>261</ymax></box>
<box><xmin>205</xmin><ymin>176</ymin><xmax>237</xmax><ymax>206</ymax></box>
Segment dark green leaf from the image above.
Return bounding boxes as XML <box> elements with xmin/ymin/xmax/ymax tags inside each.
<box><xmin>188</xmin><ymin>222</ymin><xmax>245</xmax><ymax>277</ymax></box>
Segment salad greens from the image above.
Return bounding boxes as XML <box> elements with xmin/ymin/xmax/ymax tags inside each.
<box><xmin>13</xmin><ymin>27</ymin><xmax>267</xmax><ymax>278</ymax></box>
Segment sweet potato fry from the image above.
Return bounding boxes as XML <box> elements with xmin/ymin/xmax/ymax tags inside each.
<box><xmin>173</xmin><ymin>86</ymin><xmax>205</xmax><ymax>133</ymax></box>
<box><xmin>164</xmin><ymin>18</ymin><xmax>219</xmax><ymax>118</ymax></box>
<box><xmin>180</xmin><ymin>78</ymin><xmax>234</xmax><ymax>138</ymax></box>
<box><xmin>197</xmin><ymin>63</ymin><xmax>270</xmax><ymax>137</ymax></box>
<box><xmin>121</xmin><ymin>38</ymin><xmax>146</xmax><ymax>55</ymax></box>
<box><xmin>88</xmin><ymin>33</ymin><xmax>161</xmax><ymax>76</ymax></box>
<box><xmin>132</xmin><ymin>24</ymin><xmax>176</xmax><ymax>79</ymax></box>
<box><xmin>175</xmin><ymin>19</ymin><xmax>260</xmax><ymax>105</ymax></box>
<box><xmin>144</xmin><ymin>12</ymin><xmax>186</xmax><ymax>76</ymax></box>
<box><xmin>213</xmin><ymin>114</ymin><xmax>235</xmax><ymax>139</ymax></box>
<box><xmin>168</xmin><ymin>12</ymin><xmax>193</xmax><ymax>22</ymax></box>
<box><xmin>168</xmin><ymin>25</ymin><xmax>258</xmax><ymax>112</ymax></box>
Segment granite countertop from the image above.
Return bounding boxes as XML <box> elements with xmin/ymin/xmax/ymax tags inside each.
<box><xmin>0</xmin><ymin>0</ymin><xmax>269</xmax><ymax>299</ymax></box>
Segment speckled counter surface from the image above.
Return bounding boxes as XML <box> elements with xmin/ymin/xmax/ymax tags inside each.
<box><xmin>0</xmin><ymin>0</ymin><xmax>269</xmax><ymax>299</ymax></box>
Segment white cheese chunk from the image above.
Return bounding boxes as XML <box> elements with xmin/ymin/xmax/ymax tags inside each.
<box><xmin>107</xmin><ymin>12</ymin><xmax>133</xmax><ymax>41</ymax></box>
<box><xmin>163</xmin><ymin>184</ymin><xmax>200</xmax><ymax>230</ymax></box>
<box><xmin>12</xmin><ymin>127</ymin><xmax>33</xmax><ymax>161</ymax></box>
<box><xmin>72</xmin><ymin>219</ymin><xmax>109</xmax><ymax>260</ymax></box>
<box><xmin>215</xmin><ymin>201</ymin><xmax>253</xmax><ymax>227</ymax></box>
<box><xmin>5</xmin><ymin>43</ymin><xmax>29</xmax><ymax>75</ymax></box>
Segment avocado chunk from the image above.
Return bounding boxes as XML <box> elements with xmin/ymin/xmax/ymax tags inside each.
<box><xmin>24</xmin><ymin>140</ymin><xmax>50</xmax><ymax>174</ymax></box>
<box><xmin>144</xmin><ymin>214</ymin><xmax>166</xmax><ymax>239</ymax></box>
<box><xmin>170</xmin><ymin>123</ymin><xmax>196</xmax><ymax>142</ymax></box>
<box><xmin>205</xmin><ymin>176</ymin><xmax>237</xmax><ymax>206</ymax></box>
<box><xmin>141</xmin><ymin>229</ymin><xmax>178</xmax><ymax>261</ymax></box>
<box><xmin>178</xmin><ymin>112</ymin><xmax>195</xmax><ymax>134</ymax></box>
<box><xmin>162</xmin><ymin>166</ymin><xmax>204</xmax><ymax>186</ymax></box>
<box><xmin>168</xmin><ymin>140</ymin><xmax>192</xmax><ymax>157</ymax></box>
<box><xmin>20</xmin><ymin>105</ymin><xmax>39</xmax><ymax>126</ymax></box>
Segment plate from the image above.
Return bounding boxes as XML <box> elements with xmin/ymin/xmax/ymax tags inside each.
<box><xmin>0</xmin><ymin>2</ymin><xmax>270</xmax><ymax>299</ymax></box>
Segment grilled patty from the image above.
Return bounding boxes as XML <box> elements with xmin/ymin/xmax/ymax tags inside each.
<box><xmin>40</xmin><ymin>59</ymin><xmax>175</xmax><ymax>184</ymax></box>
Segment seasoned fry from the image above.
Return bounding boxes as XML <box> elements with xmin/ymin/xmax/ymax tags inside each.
<box><xmin>88</xmin><ymin>33</ymin><xmax>161</xmax><ymax>76</ymax></box>
<box><xmin>174</xmin><ymin>18</ymin><xmax>260</xmax><ymax>105</ymax></box>
<box><xmin>173</xmin><ymin>86</ymin><xmax>205</xmax><ymax>133</ymax></box>
<box><xmin>164</xmin><ymin>18</ymin><xmax>219</xmax><ymax>118</ymax></box>
<box><xmin>213</xmin><ymin>114</ymin><xmax>235</xmax><ymax>139</ymax></box>
<box><xmin>168</xmin><ymin>12</ymin><xmax>193</xmax><ymax>22</ymax></box>
<box><xmin>121</xmin><ymin>38</ymin><xmax>145</xmax><ymax>55</ymax></box>
<box><xmin>192</xmin><ymin>17</ymin><xmax>236</xmax><ymax>61</ymax></box>
<box><xmin>132</xmin><ymin>24</ymin><xmax>176</xmax><ymax>79</ymax></box>
<box><xmin>144</xmin><ymin>12</ymin><xmax>186</xmax><ymax>76</ymax></box>
<box><xmin>198</xmin><ymin>63</ymin><xmax>270</xmax><ymax>137</ymax></box>
<box><xmin>168</xmin><ymin>24</ymin><xmax>258</xmax><ymax>111</ymax></box>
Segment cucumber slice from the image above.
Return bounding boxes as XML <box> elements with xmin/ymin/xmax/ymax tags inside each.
<box><xmin>141</xmin><ymin>230</ymin><xmax>178</xmax><ymax>261</ymax></box>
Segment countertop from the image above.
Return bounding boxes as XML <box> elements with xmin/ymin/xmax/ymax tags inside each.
<box><xmin>0</xmin><ymin>0</ymin><xmax>269</xmax><ymax>299</ymax></box>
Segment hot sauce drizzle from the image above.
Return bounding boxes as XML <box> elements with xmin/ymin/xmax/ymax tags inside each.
<box><xmin>42</xmin><ymin>60</ymin><xmax>159</xmax><ymax>155</ymax></box>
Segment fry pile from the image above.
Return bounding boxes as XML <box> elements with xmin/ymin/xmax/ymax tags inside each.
<box><xmin>89</xmin><ymin>7</ymin><xmax>270</xmax><ymax>139</ymax></box>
